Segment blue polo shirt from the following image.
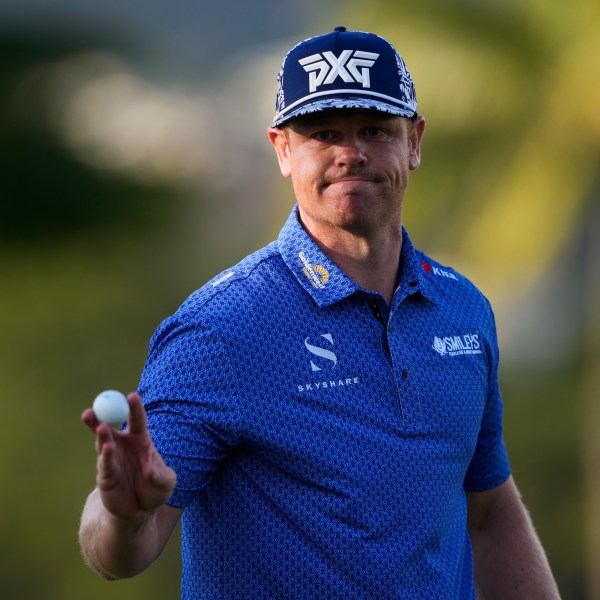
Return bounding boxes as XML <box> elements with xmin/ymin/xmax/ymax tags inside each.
<box><xmin>138</xmin><ymin>206</ymin><xmax>511</xmax><ymax>599</ymax></box>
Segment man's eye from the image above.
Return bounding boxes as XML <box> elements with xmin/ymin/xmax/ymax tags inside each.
<box><xmin>365</xmin><ymin>127</ymin><xmax>384</xmax><ymax>137</ymax></box>
<box><xmin>314</xmin><ymin>131</ymin><xmax>334</xmax><ymax>141</ymax></box>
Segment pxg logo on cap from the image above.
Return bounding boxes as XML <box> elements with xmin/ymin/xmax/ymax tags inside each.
<box><xmin>272</xmin><ymin>26</ymin><xmax>418</xmax><ymax>127</ymax></box>
<box><xmin>300</xmin><ymin>49</ymin><xmax>380</xmax><ymax>93</ymax></box>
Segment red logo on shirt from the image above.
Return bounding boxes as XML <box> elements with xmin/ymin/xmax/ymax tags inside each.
<box><xmin>420</xmin><ymin>261</ymin><xmax>458</xmax><ymax>281</ymax></box>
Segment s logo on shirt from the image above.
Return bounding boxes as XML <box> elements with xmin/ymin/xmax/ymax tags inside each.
<box><xmin>304</xmin><ymin>333</ymin><xmax>337</xmax><ymax>372</ymax></box>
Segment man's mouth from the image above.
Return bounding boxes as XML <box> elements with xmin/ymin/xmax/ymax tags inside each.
<box><xmin>325</xmin><ymin>172</ymin><xmax>380</xmax><ymax>186</ymax></box>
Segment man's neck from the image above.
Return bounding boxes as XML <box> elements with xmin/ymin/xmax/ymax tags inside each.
<box><xmin>302</xmin><ymin>218</ymin><xmax>403</xmax><ymax>307</ymax></box>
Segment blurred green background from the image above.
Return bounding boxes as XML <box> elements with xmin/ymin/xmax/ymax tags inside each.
<box><xmin>1</xmin><ymin>0</ymin><xmax>598</xmax><ymax>598</ymax></box>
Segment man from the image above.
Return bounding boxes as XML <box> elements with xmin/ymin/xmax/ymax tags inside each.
<box><xmin>80</xmin><ymin>27</ymin><xmax>560</xmax><ymax>599</ymax></box>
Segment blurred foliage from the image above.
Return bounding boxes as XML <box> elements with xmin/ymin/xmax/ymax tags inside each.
<box><xmin>0</xmin><ymin>36</ymin><xmax>178</xmax><ymax>242</ymax></box>
<box><xmin>0</xmin><ymin>34</ymin><xmax>213</xmax><ymax>600</ymax></box>
<box><xmin>344</xmin><ymin>0</ymin><xmax>600</xmax><ymax>303</ymax></box>
<box><xmin>0</xmin><ymin>1</ymin><xmax>598</xmax><ymax>598</ymax></box>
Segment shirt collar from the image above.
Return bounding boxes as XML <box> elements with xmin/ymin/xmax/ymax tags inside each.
<box><xmin>277</xmin><ymin>206</ymin><xmax>439</xmax><ymax>308</ymax></box>
<box><xmin>278</xmin><ymin>206</ymin><xmax>360</xmax><ymax>308</ymax></box>
<box><xmin>394</xmin><ymin>227</ymin><xmax>439</xmax><ymax>307</ymax></box>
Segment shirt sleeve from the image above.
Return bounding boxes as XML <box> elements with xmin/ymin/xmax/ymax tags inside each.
<box><xmin>137</xmin><ymin>310</ymin><xmax>243</xmax><ymax>508</ymax></box>
<box><xmin>463</xmin><ymin>300</ymin><xmax>511</xmax><ymax>492</ymax></box>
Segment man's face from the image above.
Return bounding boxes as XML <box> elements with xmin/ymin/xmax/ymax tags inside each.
<box><xmin>268</xmin><ymin>109</ymin><xmax>425</xmax><ymax>238</ymax></box>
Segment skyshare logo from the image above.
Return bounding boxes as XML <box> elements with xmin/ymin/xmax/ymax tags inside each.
<box><xmin>299</xmin><ymin>50</ymin><xmax>380</xmax><ymax>93</ymax></box>
<box><xmin>305</xmin><ymin>333</ymin><xmax>337</xmax><ymax>372</ymax></box>
<box><xmin>298</xmin><ymin>333</ymin><xmax>361</xmax><ymax>393</ymax></box>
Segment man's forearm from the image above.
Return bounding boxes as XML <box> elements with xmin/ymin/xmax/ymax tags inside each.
<box><xmin>468</xmin><ymin>478</ymin><xmax>560</xmax><ymax>599</ymax></box>
<box><xmin>79</xmin><ymin>488</ymin><xmax>172</xmax><ymax>580</ymax></box>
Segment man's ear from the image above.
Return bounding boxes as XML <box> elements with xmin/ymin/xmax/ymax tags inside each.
<box><xmin>268</xmin><ymin>127</ymin><xmax>292</xmax><ymax>177</ymax></box>
<box><xmin>408</xmin><ymin>116</ymin><xmax>426</xmax><ymax>171</ymax></box>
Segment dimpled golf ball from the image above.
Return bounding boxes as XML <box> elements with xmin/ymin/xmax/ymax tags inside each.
<box><xmin>93</xmin><ymin>390</ymin><xmax>130</xmax><ymax>427</ymax></box>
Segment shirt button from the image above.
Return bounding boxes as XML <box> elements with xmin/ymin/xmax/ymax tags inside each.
<box><xmin>388</xmin><ymin>324</ymin><xmax>394</xmax><ymax>333</ymax></box>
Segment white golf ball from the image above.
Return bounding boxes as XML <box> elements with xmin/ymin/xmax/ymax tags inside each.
<box><xmin>93</xmin><ymin>390</ymin><xmax>130</xmax><ymax>427</ymax></box>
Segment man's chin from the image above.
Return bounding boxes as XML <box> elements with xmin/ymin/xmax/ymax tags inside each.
<box><xmin>331</xmin><ymin>210</ymin><xmax>383</xmax><ymax>237</ymax></box>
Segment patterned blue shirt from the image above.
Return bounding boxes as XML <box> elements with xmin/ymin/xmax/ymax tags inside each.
<box><xmin>138</xmin><ymin>206</ymin><xmax>511</xmax><ymax>599</ymax></box>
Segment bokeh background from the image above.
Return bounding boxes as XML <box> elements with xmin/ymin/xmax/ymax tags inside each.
<box><xmin>1</xmin><ymin>0</ymin><xmax>598</xmax><ymax>598</ymax></box>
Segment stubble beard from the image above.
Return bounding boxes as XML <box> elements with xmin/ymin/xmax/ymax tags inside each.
<box><xmin>322</xmin><ymin>179</ymin><xmax>405</xmax><ymax>239</ymax></box>
<box><xmin>301</xmin><ymin>191</ymin><xmax>404</xmax><ymax>242</ymax></box>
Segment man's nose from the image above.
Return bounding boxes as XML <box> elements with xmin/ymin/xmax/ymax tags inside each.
<box><xmin>334</xmin><ymin>135</ymin><xmax>368</xmax><ymax>167</ymax></box>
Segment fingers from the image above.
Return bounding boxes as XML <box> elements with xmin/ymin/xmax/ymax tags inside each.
<box><xmin>83</xmin><ymin>391</ymin><xmax>153</xmax><ymax>477</ymax></box>
<box><xmin>143</xmin><ymin>448</ymin><xmax>177</xmax><ymax>493</ymax></box>
<box><xmin>83</xmin><ymin>391</ymin><xmax>175</xmax><ymax>517</ymax></box>
<box><xmin>95</xmin><ymin>423</ymin><xmax>126</xmax><ymax>493</ymax></box>
<box><xmin>95</xmin><ymin>422</ymin><xmax>118</xmax><ymax>458</ymax></box>
<box><xmin>81</xmin><ymin>407</ymin><xmax>99</xmax><ymax>432</ymax></box>
<box><xmin>82</xmin><ymin>401</ymin><xmax>124</xmax><ymax>459</ymax></box>
<box><xmin>126</xmin><ymin>393</ymin><xmax>149</xmax><ymax>436</ymax></box>
<box><xmin>82</xmin><ymin>409</ymin><xmax>117</xmax><ymax>455</ymax></box>
<box><xmin>96</xmin><ymin>438</ymin><xmax>117</xmax><ymax>484</ymax></box>
<box><xmin>140</xmin><ymin>452</ymin><xmax>177</xmax><ymax>509</ymax></box>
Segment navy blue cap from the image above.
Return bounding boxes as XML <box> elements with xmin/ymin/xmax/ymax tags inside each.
<box><xmin>272</xmin><ymin>26</ymin><xmax>418</xmax><ymax>127</ymax></box>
